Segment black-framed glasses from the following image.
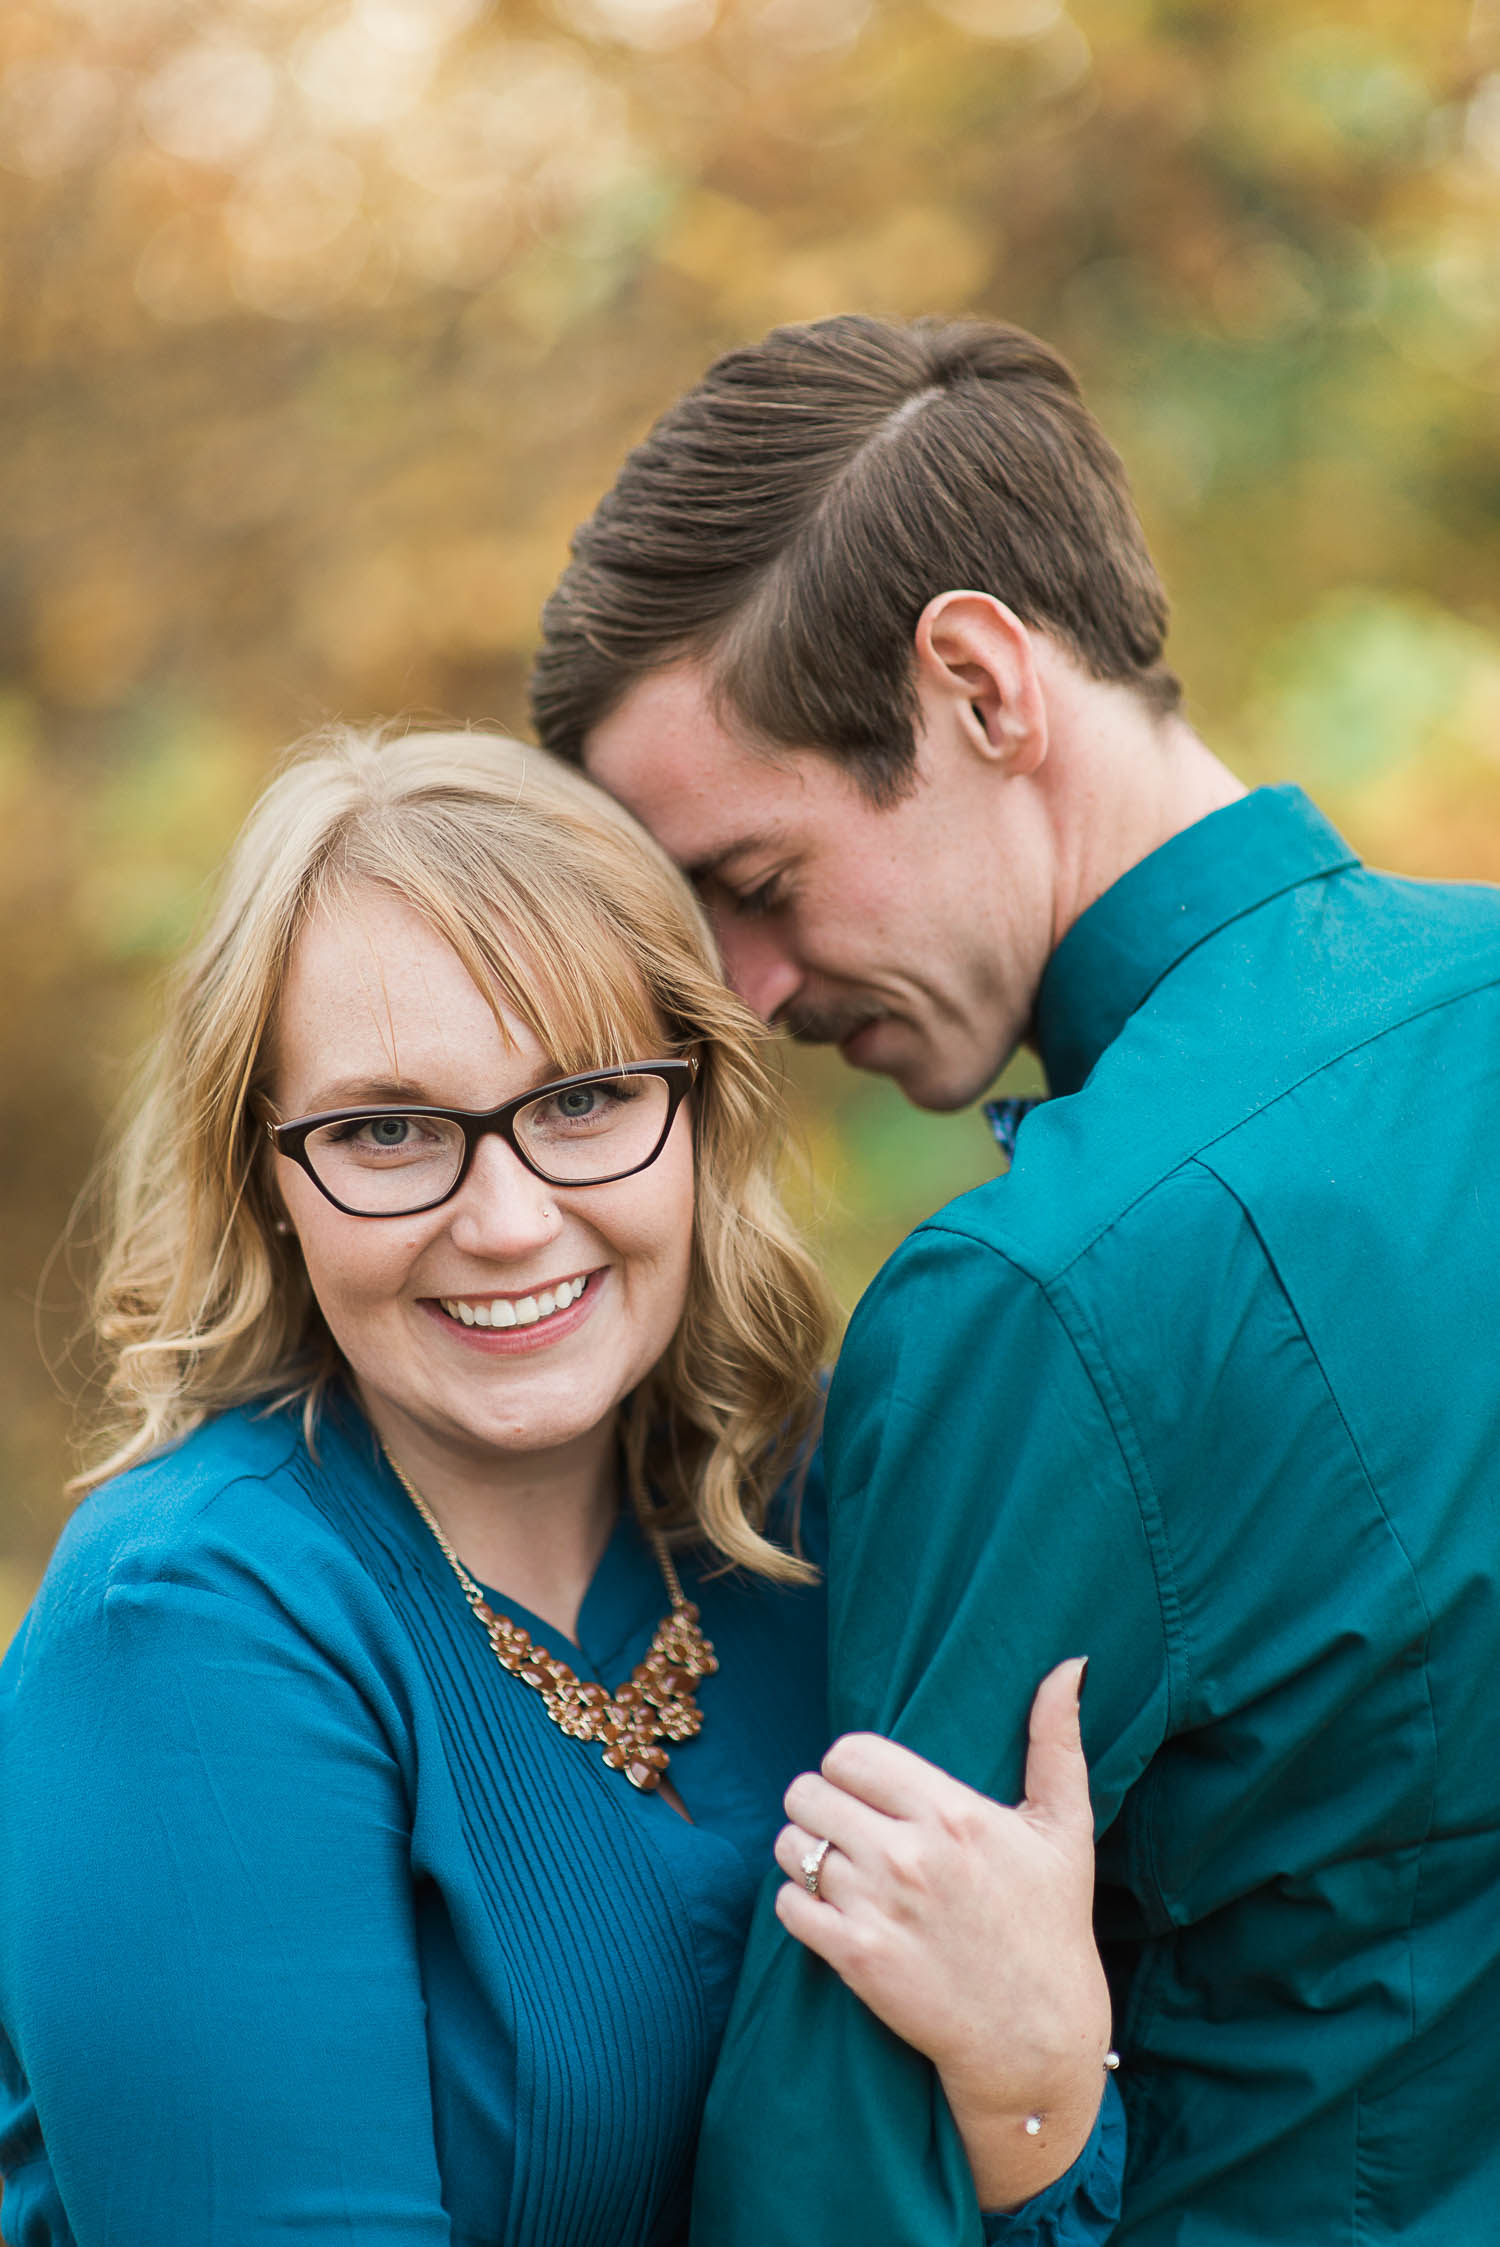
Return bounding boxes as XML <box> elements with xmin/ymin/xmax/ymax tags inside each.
<box><xmin>267</xmin><ymin>1058</ymin><xmax>697</xmax><ymax>1217</ymax></box>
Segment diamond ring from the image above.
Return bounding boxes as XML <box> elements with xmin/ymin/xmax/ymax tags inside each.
<box><xmin>799</xmin><ymin>1836</ymin><xmax>832</xmax><ymax>1896</ymax></box>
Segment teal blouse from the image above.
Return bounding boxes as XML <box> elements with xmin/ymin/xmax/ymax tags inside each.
<box><xmin>0</xmin><ymin>1394</ymin><xmax>1118</xmax><ymax>2244</ymax></box>
<box><xmin>0</xmin><ymin>1399</ymin><xmax>829</xmax><ymax>2246</ymax></box>
<box><xmin>693</xmin><ymin>787</ymin><xmax>1500</xmax><ymax>2244</ymax></box>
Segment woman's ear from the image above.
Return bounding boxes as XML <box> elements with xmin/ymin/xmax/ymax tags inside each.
<box><xmin>912</xmin><ymin>590</ymin><xmax>1049</xmax><ymax>778</ymax></box>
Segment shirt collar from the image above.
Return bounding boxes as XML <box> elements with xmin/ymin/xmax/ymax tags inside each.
<box><xmin>1032</xmin><ymin>784</ymin><xmax>1360</xmax><ymax>1097</ymax></box>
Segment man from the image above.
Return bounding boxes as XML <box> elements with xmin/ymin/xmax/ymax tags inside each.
<box><xmin>529</xmin><ymin>316</ymin><xmax>1500</xmax><ymax>2242</ymax></box>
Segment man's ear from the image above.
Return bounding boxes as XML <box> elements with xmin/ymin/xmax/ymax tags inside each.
<box><xmin>913</xmin><ymin>590</ymin><xmax>1049</xmax><ymax>777</ymax></box>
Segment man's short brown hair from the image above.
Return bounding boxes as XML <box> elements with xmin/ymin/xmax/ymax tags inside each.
<box><xmin>530</xmin><ymin>314</ymin><xmax>1180</xmax><ymax>802</ymax></box>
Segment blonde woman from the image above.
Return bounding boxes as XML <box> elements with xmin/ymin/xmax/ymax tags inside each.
<box><xmin>0</xmin><ymin>730</ymin><xmax>1119</xmax><ymax>2247</ymax></box>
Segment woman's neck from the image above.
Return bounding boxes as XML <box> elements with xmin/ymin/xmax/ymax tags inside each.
<box><xmin>358</xmin><ymin>1390</ymin><xmax>621</xmax><ymax>1644</ymax></box>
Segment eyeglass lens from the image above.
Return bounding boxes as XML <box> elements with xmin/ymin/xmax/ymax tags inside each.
<box><xmin>299</xmin><ymin>1072</ymin><xmax>674</xmax><ymax>1213</ymax></box>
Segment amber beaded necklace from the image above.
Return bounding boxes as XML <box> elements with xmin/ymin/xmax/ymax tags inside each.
<box><xmin>383</xmin><ymin>1448</ymin><xmax>718</xmax><ymax>1794</ymax></box>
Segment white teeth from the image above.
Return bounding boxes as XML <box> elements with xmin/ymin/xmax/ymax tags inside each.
<box><xmin>440</xmin><ymin>1276</ymin><xmax>588</xmax><ymax>1329</ymax></box>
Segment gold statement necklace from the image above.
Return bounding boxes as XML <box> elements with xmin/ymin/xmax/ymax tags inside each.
<box><xmin>382</xmin><ymin>1449</ymin><xmax>718</xmax><ymax>1794</ymax></box>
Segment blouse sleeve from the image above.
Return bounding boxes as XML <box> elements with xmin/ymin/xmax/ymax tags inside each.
<box><xmin>0</xmin><ymin>1533</ymin><xmax>452</xmax><ymax>2245</ymax></box>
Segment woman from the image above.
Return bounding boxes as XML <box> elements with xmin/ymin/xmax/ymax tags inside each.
<box><xmin>0</xmin><ymin>728</ymin><xmax>1119</xmax><ymax>2245</ymax></box>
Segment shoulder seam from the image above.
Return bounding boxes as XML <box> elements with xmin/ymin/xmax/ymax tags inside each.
<box><xmin>915</xmin><ymin>966</ymin><xmax>1500</xmax><ymax>1286</ymax></box>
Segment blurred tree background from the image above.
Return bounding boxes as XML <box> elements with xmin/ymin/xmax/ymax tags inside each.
<box><xmin>3</xmin><ymin>0</ymin><xmax>1500</xmax><ymax>1635</ymax></box>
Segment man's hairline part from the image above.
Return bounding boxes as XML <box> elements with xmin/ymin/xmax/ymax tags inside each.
<box><xmin>576</xmin><ymin>383</ymin><xmax>963</xmax><ymax>808</ymax></box>
<box><xmin>699</xmin><ymin>363</ymin><xmax>1177</xmax><ymax>774</ymax></box>
<box><xmin>702</xmin><ymin>385</ymin><xmax>959</xmax><ymax>804</ymax></box>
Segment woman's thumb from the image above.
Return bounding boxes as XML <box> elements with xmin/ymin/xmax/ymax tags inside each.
<box><xmin>1019</xmin><ymin>1656</ymin><xmax>1094</xmax><ymax>1837</ymax></box>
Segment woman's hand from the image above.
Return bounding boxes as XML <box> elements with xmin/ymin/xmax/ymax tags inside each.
<box><xmin>772</xmin><ymin>1657</ymin><xmax>1113</xmax><ymax>2211</ymax></box>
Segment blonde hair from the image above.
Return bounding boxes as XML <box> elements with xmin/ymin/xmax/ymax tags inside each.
<box><xmin>79</xmin><ymin>726</ymin><xmax>833</xmax><ymax>1581</ymax></box>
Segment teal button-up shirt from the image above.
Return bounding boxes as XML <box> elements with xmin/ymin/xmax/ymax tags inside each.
<box><xmin>692</xmin><ymin>786</ymin><xmax>1500</xmax><ymax>2244</ymax></box>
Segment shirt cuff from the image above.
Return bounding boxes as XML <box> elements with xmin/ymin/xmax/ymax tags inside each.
<box><xmin>979</xmin><ymin>2074</ymin><xmax>1125</xmax><ymax>2245</ymax></box>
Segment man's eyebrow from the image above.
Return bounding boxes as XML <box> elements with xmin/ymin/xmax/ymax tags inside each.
<box><xmin>681</xmin><ymin>835</ymin><xmax>780</xmax><ymax>885</ymax></box>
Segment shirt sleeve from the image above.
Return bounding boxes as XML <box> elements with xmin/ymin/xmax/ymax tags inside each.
<box><xmin>1</xmin><ymin>1546</ymin><xmax>452</xmax><ymax>2245</ymax></box>
<box><xmin>691</xmin><ymin>1220</ymin><xmax>1172</xmax><ymax>2246</ymax></box>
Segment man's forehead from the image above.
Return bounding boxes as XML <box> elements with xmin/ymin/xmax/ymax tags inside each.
<box><xmin>583</xmin><ymin>662</ymin><xmax>808</xmax><ymax>864</ymax></box>
<box><xmin>585</xmin><ymin>659</ymin><xmax>745</xmax><ymax>774</ymax></box>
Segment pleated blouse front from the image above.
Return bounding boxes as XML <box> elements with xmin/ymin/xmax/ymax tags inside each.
<box><xmin>0</xmin><ymin>1398</ymin><xmax>830</xmax><ymax>2247</ymax></box>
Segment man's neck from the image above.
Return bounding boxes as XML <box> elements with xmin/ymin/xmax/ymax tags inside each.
<box><xmin>1040</xmin><ymin>676</ymin><xmax>1247</xmax><ymax>954</ymax></box>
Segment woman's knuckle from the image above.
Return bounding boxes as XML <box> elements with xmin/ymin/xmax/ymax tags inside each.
<box><xmin>820</xmin><ymin>1734</ymin><xmax>860</xmax><ymax>1783</ymax></box>
<box><xmin>886</xmin><ymin>1832</ymin><xmax>929</xmax><ymax>1893</ymax></box>
<box><xmin>842</xmin><ymin>1916</ymin><xmax>882</xmax><ymax>1975</ymax></box>
<box><xmin>935</xmin><ymin>1797</ymin><xmax>984</xmax><ymax>1850</ymax></box>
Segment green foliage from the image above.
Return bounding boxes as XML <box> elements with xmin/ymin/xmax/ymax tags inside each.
<box><xmin>1242</xmin><ymin>591</ymin><xmax>1500</xmax><ymax>788</ymax></box>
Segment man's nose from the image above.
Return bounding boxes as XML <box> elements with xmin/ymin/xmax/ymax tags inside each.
<box><xmin>446</xmin><ymin>1132</ymin><xmax>565</xmax><ymax>1259</ymax></box>
<box><xmin>713</xmin><ymin>918</ymin><xmax>802</xmax><ymax>1025</ymax></box>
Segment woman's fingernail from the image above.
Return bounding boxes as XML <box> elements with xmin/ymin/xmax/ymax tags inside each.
<box><xmin>1076</xmin><ymin>1657</ymin><xmax>1090</xmax><ymax>1703</ymax></box>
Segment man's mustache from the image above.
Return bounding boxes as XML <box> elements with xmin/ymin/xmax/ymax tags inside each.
<box><xmin>777</xmin><ymin>999</ymin><xmax>886</xmax><ymax>1046</ymax></box>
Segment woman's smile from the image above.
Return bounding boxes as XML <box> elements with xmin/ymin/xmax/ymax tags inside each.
<box><xmin>426</xmin><ymin>1269</ymin><xmax>602</xmax><ymax>1349</ymax></box>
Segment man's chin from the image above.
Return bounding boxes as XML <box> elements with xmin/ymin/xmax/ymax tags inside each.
<box><xmin>836</xmin><ymin>1017</ymin><xmax>1013</xmax><ymax>1113</ymax></box>
<box><xmin>835</xmin><ymin>1017</ymin><xmax>891</xmax><ymax>1071</ymax></box>
<box><xmin>792</xmin><ymin>1009</ymin><xmax>1000</xmax><ymax>1110</ymax></box>
<box><xmin>834</xmin><ymin>1019</ymin><xmax>957</xmax><ymax>1110</ymax></box>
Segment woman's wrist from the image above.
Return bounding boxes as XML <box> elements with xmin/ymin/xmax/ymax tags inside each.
<box><xmin>942</xmin><ymin>2029</ymin><xmax>1115</xmax><ymax>2212</ymax></box>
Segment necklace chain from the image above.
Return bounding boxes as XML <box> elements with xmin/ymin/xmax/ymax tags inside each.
<box><xmin>382</xmin><ymin>1448</ymin><xmax>717</xmax><ymax>1794</ymax></box>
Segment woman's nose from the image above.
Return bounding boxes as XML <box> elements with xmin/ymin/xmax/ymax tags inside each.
<box><xmin>444</xmin><ymin>1132</ymin><xmax>565</xmax><ymax>1259</ymax></box>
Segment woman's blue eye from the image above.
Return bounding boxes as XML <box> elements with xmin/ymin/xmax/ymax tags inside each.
<box><xmin>534</xmin><ymin>1081</ymin><xmax>639</xmax><ymax>1133</ymax></box>
<box><xmin>326</xmin><ymin>1115</ymin><xmax>424</xmax><ymax>1150</ymax></box>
